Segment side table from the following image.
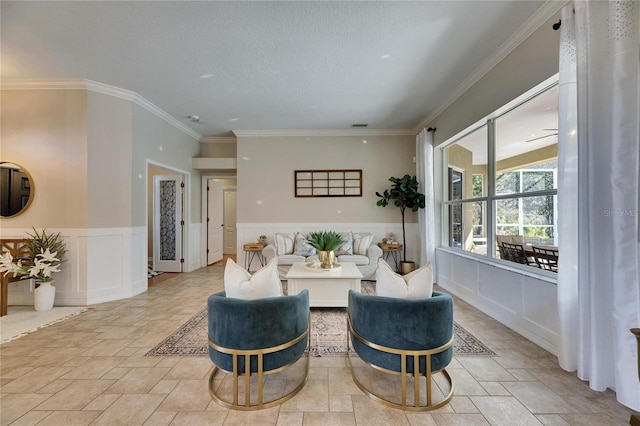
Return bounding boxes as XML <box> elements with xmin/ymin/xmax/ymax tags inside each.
<box><xmin>243</xmin><ymin>243</ymin><xmax>266</xmax><ymax>272</ymax></box>
<box><xmin>379</xmin><ymin>243</ymin><xmax>403</xmax><ymax>272</ymax></box>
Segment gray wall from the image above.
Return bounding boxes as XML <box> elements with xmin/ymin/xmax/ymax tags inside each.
<box><xmin>430</xmin><ymin>14</ymin><xmax>561</xmax><ymax>147</ymax></box>
<box><xmin>132</xmin><ymin>104</ymin><xmax>201</xmax><ymax>226</ymax></box>
<box><xmin>236</xmin><ymin>134</ymin><xmax>417</xmax><ymax>224</ymax></box>
<box><xmin>87</xmin><ymin>91</ymin><xmax>133</xmax><ymax>228</ymax></box>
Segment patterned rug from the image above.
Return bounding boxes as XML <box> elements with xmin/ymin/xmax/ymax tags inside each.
<box><xmin>146</xmin><ymin>282</ymin><xmax>496</xmax><ymax>357</ymax></box>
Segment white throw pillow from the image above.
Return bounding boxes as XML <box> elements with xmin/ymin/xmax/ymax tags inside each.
<box><xmin>224</xmin><ymin>258</ymin><xmax>283</xmax><ymax>300</ymax></box>
<box><xmin>375</xmin><ymin>259</ymin><xmax>433</xmax><ymax>299</ymax></box>
<box><xmin>352</xmin><ymin>232</ymin><xmax>373</xmax><ymax>255</ymax></box>
<box><xmin>293</xmin><ymin>232</ymin><xmax>316</xmax><ymax>256</ymax></box>
<box><xmin>334</xmin><ymin>232</ymin><xmax>353</xmax><ymax>255</ymax></box>
<box><xmin>274</xmin><ymin>233</ymin><xmax>296</xmax><ymax>256</ymax></box>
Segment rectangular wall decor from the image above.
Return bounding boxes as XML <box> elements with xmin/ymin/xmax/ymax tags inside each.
<box><xmin>295</xmin><ymin>169</ymin><xmax>362</xmax><ymax>197</ymax></box>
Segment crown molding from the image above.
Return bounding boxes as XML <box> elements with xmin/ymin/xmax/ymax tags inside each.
<box><xmin>200</xmin><ymin>136</ymin><xmax>237</xmax><ymax>144</ymax></box>
<box><xmin>232</xmin><ymin>129</ymin><xmax>415</xmax><ymax>138</ymax></box>
<box><xmin>1</xmin><ymin>79</ymin><xmax>201</xmax><ymax>141</ymax></box>
<box><xmin>412</xmin><ymin>0</ymin><xmax>566</xmax><ymax>133</ymax></box>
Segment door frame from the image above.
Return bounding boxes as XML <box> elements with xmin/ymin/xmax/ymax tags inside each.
<box><xmin>200</xmin><ymin>175</ymin><xmax>237</xmax><ymax>267</ymax></box>
<box><xmin>147</xmin><ymin>160</ymin><xmax>191</xmax><ymax>272</ymax></box>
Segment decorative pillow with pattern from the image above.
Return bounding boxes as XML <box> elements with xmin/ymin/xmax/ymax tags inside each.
<box><xmin>334</xmin><ymin>232</ymin><xmax>353</xmax><ymax>256</ymax></box>
<box><xmin>274</xmin><ymin>233</ymin><xmax>296</xmax><ymax>256</ymax></box>
<box><xmin>224</xmin><ymin>258</ymin><xmax>282</xmax><ymax>300</ymax></box>
<box><xmin>293</xmin><ymin>232</ymin><xmax>316</xmax><ymax>256</ymax></box>
<box><xmin>352</xmin><ymin>232</ymin><xmax>373</xmax><ymax>255</ymax></box>
<box><xmin>375</xmin><ymin>259</ymin><xmax>433</xmax><ymax>299</ymax></box>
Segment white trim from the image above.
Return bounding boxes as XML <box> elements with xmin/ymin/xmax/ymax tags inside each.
<box><xmin>200</xmin><ymin>136</ymin><xmax>237</xmax><ymax>144</ymax></box>
<box><xmin>145</xmin><ymin>159</ymin><xmax>193</xmax><ymax>272</ymax></box>
<box><xmin>232</xmin><ymin>129</ymin><xmax>415</xmax><ymax>138</ymax></box>
<box><xmin>412</xmin><ymin>1</ymin><xmax>566</xmax><ymax>133</ymax></box>
<box><xmin>1</xmin><ymin>79</ymin><xmax>201</xmax><ymax>141</ymax></box>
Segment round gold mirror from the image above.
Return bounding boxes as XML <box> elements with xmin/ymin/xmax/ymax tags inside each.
<box><xmin>1</xmin><ymin>162</ymin><xmax>35</xmax><ymax>218</ymax></box>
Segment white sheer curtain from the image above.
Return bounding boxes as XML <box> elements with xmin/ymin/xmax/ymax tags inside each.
<box><xmin>557</xmin><ymin>0</ymin><xmax>640</xmax><ymax>410</ymax></box>
<box><xmin>416</xmin><ymin>128</ymin><xmax>436</xmax><ymax>273</ymax></box>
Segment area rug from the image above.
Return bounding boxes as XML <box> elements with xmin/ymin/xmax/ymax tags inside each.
<box><xmin>146</xmin><ymin>282</ymin><xmax>496</xmax><ymax>357</ymax></box>
<box><xmin>148</xmin><ymin>265</ymin><xmax>164</xmax><ymax>279</ymax></box>
<box><xmin>0</xmin><ymin>306</ymin><xmax>90</xmax><ymax>344</ymax></box>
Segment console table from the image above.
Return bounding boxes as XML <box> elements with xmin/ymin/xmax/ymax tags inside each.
<box><xmin>0</xmin><ymin>239</ymin><xmax>29</xmax><ymax>316</ymax></box>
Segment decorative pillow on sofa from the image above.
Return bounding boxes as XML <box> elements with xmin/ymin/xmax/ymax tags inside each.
<box><xmin>293</xmin><ymin>232</ymin><xmax>316</xmax><ymax>256</ymax></box>
<box><xmin>274</xmin><ymin>233</ymin><xmax>296</xmax><ymax>256</ymax></box>
<box><xmin>375</xmin><ymin>259</ymin><xmax>433</xmax><ymax>299</ymax></box>
<box><xmin>334</xmin><ymin>232</ymin><xmax>353</xmax><ymax>256</ymax></box>
<box><xmin>224</xmin><ymin>258</ymin><xmax>283</xmax><ymax>300</ymax></box>
<box><xmin>352</xmin><ymin>232</ymin><xmax>373</xmax><ymax>255</ymax></box>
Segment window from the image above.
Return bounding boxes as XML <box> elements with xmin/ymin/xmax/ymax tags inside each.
<box><xmin>441</xmin><ymin>78</ymin><xmax>558</xmax><ymax>269</ymax></box>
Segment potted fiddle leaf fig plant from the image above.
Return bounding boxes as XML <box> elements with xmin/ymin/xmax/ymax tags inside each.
<box><xmin>306</xmin><ymin>231</ymin><xmax>345</xmax><ymax>269</ymax></box>
<box><xmin>376</xmin><ymin>175</ymin><xmax>426</xmax><ymax>274</ymax></box>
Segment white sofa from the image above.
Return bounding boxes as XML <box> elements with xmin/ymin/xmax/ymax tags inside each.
<box><xmin>262</xmin><ymin>231</ymin><xmax>383</xmax><ymax>280</ymax></box>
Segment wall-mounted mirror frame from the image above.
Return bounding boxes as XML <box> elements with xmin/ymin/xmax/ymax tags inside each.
<box><xmin>0</xmin><ymin>162</ymin><xmax>35</xmax><ymax>218</ymax></box>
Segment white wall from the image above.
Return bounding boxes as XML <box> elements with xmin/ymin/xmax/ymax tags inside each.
<box><xmin>429</xmin><ymin>15</ymin><xmax>561</xmax><ymax>352</ymax></box>
<box><xmin>437</xmin><ymin>249</ymin><xmax>558</xmax><ymax>354</ymax></box>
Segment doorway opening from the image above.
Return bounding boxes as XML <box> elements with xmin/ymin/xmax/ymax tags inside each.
<box><xmin>202</xmin><ymin>176</ymin><xmax>237</xmax><ymax>266</ymax></box>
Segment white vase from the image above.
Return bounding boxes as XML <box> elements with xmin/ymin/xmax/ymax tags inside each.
<box><xmin>34</xmin><ymin>281</ymin><xmax>55</xmax><ymax>311</ymax></box>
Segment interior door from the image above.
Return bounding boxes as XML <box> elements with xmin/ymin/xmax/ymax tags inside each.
<box><xmin>153</xmin><ymin>175</ymin><xmax>183</xmax><ymax>272</ymax></box>
<box><xmin>223</xmin><ymin>189</ymin><xmax>237</xmax><ymax>254</ymax></box>
<box><xmin>207</xmin><ymin>179</ymin><xmax>224</xmax><ymax>265</ymax></box>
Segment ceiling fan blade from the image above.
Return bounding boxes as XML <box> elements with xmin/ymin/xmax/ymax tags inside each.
<box><xmin>524</xmin><ymin>133</ymin><xmax>558</xmax><ymax>143</ymax></box>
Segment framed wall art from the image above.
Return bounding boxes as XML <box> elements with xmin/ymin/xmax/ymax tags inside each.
<box><xmin>295</xmin><ymin>169</ymin><xmax>362</xmax><ymax>197</ymax></box>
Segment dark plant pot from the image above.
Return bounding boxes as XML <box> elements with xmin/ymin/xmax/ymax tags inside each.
<box><xmin>400</xmin><ymin>261</ymin><xmax>416</xmax><ymax>275</ymax></box>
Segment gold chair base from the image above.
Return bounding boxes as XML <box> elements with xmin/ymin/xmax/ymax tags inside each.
<box><xmin>347</xmin><ymin>314</ymin><xmax>454</xmax><ymax>411</ymax></box>
<box><xmin>346</xmin><ymin>354</ymin><xmax>454</xmax><ymax>411</ymax></box>
<box><xmin>208</xmin><ymin>354</ymin><xmax>309</xmax><ymax>411</ymax></box>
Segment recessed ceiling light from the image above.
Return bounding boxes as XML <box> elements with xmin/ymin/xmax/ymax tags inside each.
<box><xmin>186</xmin><ymin>114</ymin><xmax>205</xmax><ymax>124</ymax></box>
<box><xmin>199</xmin><ymin>73</ymin><xmax>214</xmax><ymax>79</ymax></box>
<box><xmin>229</xmin><ymin>118</ymin><xmax>240</xmax><ymax>122</ymax></box>
<box><xmin>362</xmin><ymin>140</ymin><xmax>368</xmax><ymax>144</ymax></box>
<box><xmin>380</xmin><ymin>54</ymin><xmax>391</xmax><ymax>59</ymax></box>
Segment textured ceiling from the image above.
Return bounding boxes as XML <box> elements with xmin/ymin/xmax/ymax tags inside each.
<box><xmin>2</xmin><ymin>1</ymin><xmax>553</xmax><ymax>138</ymax></box>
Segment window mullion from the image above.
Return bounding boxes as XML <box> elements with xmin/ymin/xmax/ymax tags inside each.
<box><xmin>487</xmin><ymin>119</ymin><xmax>496</xmax><ymax>258</ymax></box>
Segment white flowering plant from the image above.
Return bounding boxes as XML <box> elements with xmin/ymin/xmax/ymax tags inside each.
<box><xmin>0</xmin><ymin>228</ymin><xmax>66</xmax><ymax>283</ymax></box>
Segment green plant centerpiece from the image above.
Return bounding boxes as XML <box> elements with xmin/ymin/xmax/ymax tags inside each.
<box><xmin>376</xmin><ymin>175</ymin><xmax>426</xmax><ymax>273</ymax></box>
<box><xmin>306</xmin><ymin>231</ymin><xmax>345</xmax><ymax>269</ymax></box>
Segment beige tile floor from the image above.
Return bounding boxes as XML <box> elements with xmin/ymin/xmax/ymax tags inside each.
<box><xmin>0</xmin><ymin>264</ymin><xmax>636</xmax><ymax>425</ymax></box>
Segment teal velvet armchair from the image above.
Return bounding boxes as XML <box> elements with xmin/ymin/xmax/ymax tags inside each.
<box><xmin>207</xmin><ymin>289</ymin><xmax>310</xmax><ymax>410</ymax></box>
<box><xmin>347</xmin><ymin>290</ymin><xmax>455</xmax><ymax>411</ymax></box>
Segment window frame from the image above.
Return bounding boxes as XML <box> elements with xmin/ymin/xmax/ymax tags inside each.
<box><xmin>440</xmin><ymin>75</ymin><xmax>559</xmax><ymax>266</ymax></box>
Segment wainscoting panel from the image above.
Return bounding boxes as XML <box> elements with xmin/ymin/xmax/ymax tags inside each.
<box><xmin>2</xmin><ymin>227</ymin><xmax>148</xmax><ymax>307</ymax></box>
<box><xmin>187</xmin><ymin>222</ymin><xmax>202</xmax><ymax>272</ymax></box>
<box><xmin>436</xmin><ymin>248</ymin><xmax>558</xmax><ymax>355</ymax></box>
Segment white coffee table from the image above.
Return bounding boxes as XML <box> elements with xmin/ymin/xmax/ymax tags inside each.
<box><xmin>285</xmin><ymin>262</ymin><xmax>363</xmax><ymax>307</ymax></box>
